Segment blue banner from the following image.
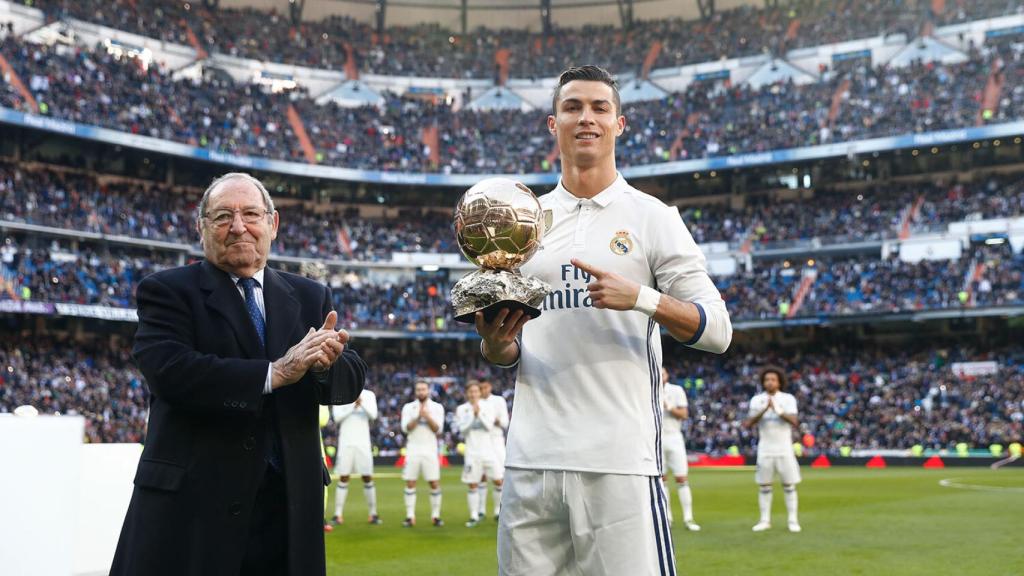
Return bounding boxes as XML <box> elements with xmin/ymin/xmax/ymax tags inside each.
<box><xmin>1</xmin><ymin>107</ymin><xmax>1022</xmax><ymax>187</ymax></box>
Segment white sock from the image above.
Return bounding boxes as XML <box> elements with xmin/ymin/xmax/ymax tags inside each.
<box><xmin>364</xmin><ymin>481</ymin><xmax>377</xmax><ymax>516</ymax></box>
<box><xmin>662</xmin><ymin>479</ymin><xmax>674</xmax><ymax>523</ymax></box>
<box><xmin>467</xmin><ymin>487</ymin><xmax>480</xmax><ymax>520</ymax></box>
<box><xmin>783</xmin><ymin>485</ymin><xmax>798</xmax><ymax>523</ymax></box>
<box><xmin>759</xmin><ymin>487</ymin><xmax>773</xmax><ymax>524</ymax></box>
<box><xmin>679</xmin><ymin>482</ymin><xmax>694</xmax><ymax>523</ymax></box>
<box><xmin>493</xmin><ymin>485</ymin><xmax>502</xmax><ymax>516</ymax></box>
<box><xmin>334</xmin><ymin>481</ymin><xmax>349</xmax><ymax>518</ymax></box>
<box><xmin>430</xmin><ymin>489</ymin><xmax>442</xmax><ymax>519</ymax></box>
<box><xmin>404</xmin><ymin>487</ymin><xmax>416</xmax><ymax>520</ymax></box>
<box><xmin>478</xmin><ymin>484</ymin><xmax>488</xmax><ymax>518</ymax></box>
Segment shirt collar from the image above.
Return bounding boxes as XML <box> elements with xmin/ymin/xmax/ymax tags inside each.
<box><xmin>552</xmin><ymin>173</ymin><xmax>627</xmax><ymax>211</ymax></box>
<box><xmin>230</xmin><ymin>268</ymin><xmax>266</xmax><ymax>288</ymax></box>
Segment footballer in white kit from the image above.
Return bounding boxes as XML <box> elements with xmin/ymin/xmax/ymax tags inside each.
<box><xmin>743</xmin><ymin>367</ymin><xmax>802</xmax><ymax>533</ymax></box>
<box><xmin>331</xmin><ymin>388</ymin><xmax>382</xmax><ymax>525</ymax></box>
<box><xmin>456</xmin><ymin>381</ymin><xmax>501</xmax><ymax>527</ymax></box>
<box><xmin>478</xmin><ymin>378</ymin><xmax>508</xmax><ymax>521</ymax></box>
<box><xmin>474</xmin><ymin>66</ymin><xmax>732</xmax><ymax>576</ymax></box>
<box><xmin>660</xmin><ymin>367</ymin><xmax>700</xmax><ymax>531</ymax></box>
<box><xmin>400</xmin><ymin>381</ymin><xmax>446</xmax><ymax>527</ymax></box>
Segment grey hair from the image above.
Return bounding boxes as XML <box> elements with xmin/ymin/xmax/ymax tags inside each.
<box><xmin>197</xmin><ymin>172</ymin><xmax>276</xmax><ymax>222</ymax></box>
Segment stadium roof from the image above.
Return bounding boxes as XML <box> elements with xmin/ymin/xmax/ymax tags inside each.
<box><xmin>220</xmin><ymin>0</ymin><xmax>765</xmax><ymax>30</ymax></box>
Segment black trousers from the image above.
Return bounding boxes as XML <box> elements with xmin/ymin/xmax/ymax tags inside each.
<box><xmin>240</xmin><ymin>466</ymin><xmax>288</xmax><ymax>575</ymax></box>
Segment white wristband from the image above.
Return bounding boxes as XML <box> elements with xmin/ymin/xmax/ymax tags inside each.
<box><xmin>632</xmin><ymin>285</ymin><xmax>662</xmax><ymax>317</ymax></box>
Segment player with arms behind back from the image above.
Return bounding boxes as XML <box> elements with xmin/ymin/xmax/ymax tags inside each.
<box><xmin>743</xmin><ymin>366</ymin><xmax>802</xmax><ymax>533</ymax></box>
<box><xmin>475</xmin><ymin>65</ymin><xmax>732</xmax><ymax>575</ymax></box>
<box><xmin>400</xmin><ymin>380</ymin><xmax>445</xmax><ymax>527</ymax></box>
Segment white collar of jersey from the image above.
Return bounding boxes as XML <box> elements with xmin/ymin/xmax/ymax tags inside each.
<box><xmin>552</xmin><ymin>173</ymin><xmax>627</xmax><ymax>212</ymax></box>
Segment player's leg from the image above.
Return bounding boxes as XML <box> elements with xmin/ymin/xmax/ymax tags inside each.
<box><xmin>333</xmin><ymin>445</ymin><xmax>356</xmax><ymax>524</ymax></box>
<box><xmin>401</xmin><ymin>456</ymin><xmax>421</xmax><ymax>527</ymax></box>
<box><xmin>568</xmin><ymin>473</ymin><xmax>675</xmax><ymax>576</ymax></box>
<box><xmin>356</xmin><ymin>447</ymin><xmax>380</xmax><ymax>524</ymax></box>
<box><xmin>676</xmin><ymin>475</ymin><xmax>699</xmax><ymax>531</ymax></box>
<box><xmin>462</xmin><ymin>458</ymin><xmax>484</xmax><ymax>526</ymax></box>
<box><xmin>781</xmin><ymin>454</ymin><xmax>802</xmax><ymax>532</ymax></box>
<box><xmin>662</xmin><ymin>436</ymin><xmax>685</xmax><ymax>526</ymax></box>
<box><xmin>753</xmin><ymin>456</ymin><xmax>775</xmax><ymax>531</ymax></box>
<box><xmin>498</xmin><ymin>469</ymin><xmax>574</xmax><ymax>576</ymax></box>
<box><xmin>334</xmin><ymin>474</ymin><xmax>351</xmax><ymax>524</ymax></box>
<box><xmin>486</xmin><ymin>459</ymin><xmax>505</xmax><ymax>520</ymax></box>
<box><xmin>426</xmin><ymin>455</ymin><xmax>443</xmax><ymax>526</ymax></box>
<box><xmin>478</xmin><ymin>473</ymin><xmax>489</xmax><ymax>522</ymax></box>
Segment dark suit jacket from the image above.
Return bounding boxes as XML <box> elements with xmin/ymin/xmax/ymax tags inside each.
<box><xmin>110</xmin><ymin>261</ymin><xmax>365</xmax><ymax>576</ymax></box>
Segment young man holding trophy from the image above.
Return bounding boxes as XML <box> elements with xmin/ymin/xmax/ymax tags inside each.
<box><xmin>452</xmin><ymin>65</ymin><xmax>733</xmax><ymax>575</ymax></box>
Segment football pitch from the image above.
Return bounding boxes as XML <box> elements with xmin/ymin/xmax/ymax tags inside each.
<box><xmin>324</xmin><ymin>466</ymin><xmax>1024</xmax><ymax>575</ymax></box>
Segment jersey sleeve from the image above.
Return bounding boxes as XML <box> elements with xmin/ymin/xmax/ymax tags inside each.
<box><xmin>364</xmin><ymin>391</ymin><xmax>379</xmax><ymax>420</ymax></box>
<box><xmin>495</xmin><ymin>398</ymin><xmax>510</xmax><ymax>429</ymax></box>
<box><xmin>432</xmin><ymin>404</ymin><xmax>445</xmax><ymax>433</ymax></box>
<box><xmin>400</xmin><ymin>404</ymin><xmax>415</xmax><ymax>432</ymax></box>
<box><xmin>648</xmin><ymin>205</ymin><xmax>732</xmax><ymax>354</ymax></box>
<box><xmin>333</xmin><ymin>403</ymin><xmax>355</xmax><ymax>423</ymax></box>
<box><xmin>748</xmin><ymin>396</ymin><xmax>763</xmax><ymax>418</ymax></box>
<box><xmin>785</xmin><ymin>394</ymin><xmax>799</xmax><ymax>416</ymax></box>
<box><xmin>456</xmin><ymin>405</ymin><xmax>473</xmax><ymax>434</ymax></box>
<box><xmin>678</xmin><ymin>388</ymin><xmax>689</xmax><ymax>409</ymax></box>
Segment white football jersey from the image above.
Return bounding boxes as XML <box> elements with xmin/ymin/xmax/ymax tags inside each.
<box><xmin>333</xmin><ymin>389</ymin><xmax>378</xmax><ymax>450</ymax></box>
<box><xmin>483</xmin><ymin>393</ymin><xmax>510</xmax><ymax>444</ymax></box>
<box><xmin>507</xmin><ymin>175</ymin><xmax>732</xmax><ymax>476</ymax></box>
<box><xmin>661</xmin><ymin>383</ymin><xmax>688</xmax><ymax>440</ymax></box>
<box><xmin>456</xmin><ymin>401</ymin><xmax>496</xmax><ymax>459</ymax></box>
<box><xmin>401</xmin><ymin>399</ymin><xmax>445</xmax><ymax>457</ymax></box>
<box><xmin>749</xmin><ymin>392</ymin><xmax>799</xmax><ymax>457</ymax></box>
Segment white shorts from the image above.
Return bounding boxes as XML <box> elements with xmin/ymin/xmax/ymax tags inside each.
<box><xmin>335</xmin><ymin>445</ymin><xmax>373</xmax><ymax>477</ymax></box>
<box><xmin>498</xmin><ymin>468</ymin><xmax>676</xmax><ymax>576</ymax></box>
<box><xmin>403</xmin><ymin>453</ymin><xmax>441</xmax><ymax>482</ymax></box>
<box><xmin>462</xmin><ymin>455</ymin><xmax>504</xmax><ymax>484</ymax></box>
<box><xmin>662</xmin><ymin>435</ymin><xmax>688</xmax><ymax>478</ymax></box>
<box><xmin>755</xmin><ymin>454</ymin><xmax>802</xmax><ymax>485</ymax></box>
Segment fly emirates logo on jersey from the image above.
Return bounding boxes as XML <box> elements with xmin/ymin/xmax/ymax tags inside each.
<box><xmin>542</xmin><ymin>263</ymin><xmax>595</xmax><ymax>311</ymax></box>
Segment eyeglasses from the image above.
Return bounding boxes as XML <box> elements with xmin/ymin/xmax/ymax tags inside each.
<box><xmin>201</xmin><ymin>208</ymin><xmax>272</xmax><ymax>227</ymax></box>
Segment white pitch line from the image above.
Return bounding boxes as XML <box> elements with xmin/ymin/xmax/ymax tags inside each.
<box><xmin>938</xmin><ymin>478</ymin><xmax>1024</xmax><ymax>493</ymax></box>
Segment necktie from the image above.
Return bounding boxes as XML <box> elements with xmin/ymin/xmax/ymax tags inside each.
<box><xmin>238</xmin><ymin>277</ymin><xmax>266</xmax><ymax>351</ymax></box>
<box><xmin>238</xmin><ymin>277</ymin><xmax>281</xmax><ymax>470</ymax></box>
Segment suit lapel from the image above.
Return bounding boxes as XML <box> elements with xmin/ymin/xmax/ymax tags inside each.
<box><xmin>200</xmin><ymin>261</ymin><xmax>264</xmax><ymax>359</ymax></box>
<box><xmin>263</xmin><ymin>267</ymin><xmax>301</xmax><ymax>361</ymax></box>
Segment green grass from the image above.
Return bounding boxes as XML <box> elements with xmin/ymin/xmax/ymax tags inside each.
<box><xmin>324</xmin><ymin>467</ymin><xmax>1024</xmax><ymax>575</ymax></box>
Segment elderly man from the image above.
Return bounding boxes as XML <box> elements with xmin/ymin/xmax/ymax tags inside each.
<box><xmin>111</xmin><ymin>172</ymin><xmax>366</xmax><ymax>576</ymax></box>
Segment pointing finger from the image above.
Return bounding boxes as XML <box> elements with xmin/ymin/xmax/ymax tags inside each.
<box><xmin>571</xmin><ymin>258</ymin><xmax>606</xmax><ymax>280</ymax></box>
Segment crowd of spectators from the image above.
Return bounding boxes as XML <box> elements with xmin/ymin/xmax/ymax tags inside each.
<box><xmin>0</xmin><ymin>338</ymin><xmax>148</xmax><ymax>443</ymax></box>
<box><xmin>4</xmin><ymin>34</ymin><xmax>1022</xmax><ymax>174</ymax></box>
<box><xmin>31</xmin><ymin>0</ymin><xmax>1023</xmax><ymax>79</ymax></box>
<box><xmin>4</xmin><ymin>231</ymin><xmax>1021</xmax><ymax>328</ymax></box>
<box><xmin>671</xmin><ymin>343</ymin><xmax>1024</xmax><ymax>455</ymax></box>
<box><xmin>3</xmin><ymin>339</ymin><xmax>1019</xmax><ymax>457</ymax></box>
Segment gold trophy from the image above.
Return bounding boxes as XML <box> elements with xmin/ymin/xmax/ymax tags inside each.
<box><xmin>451</xmin><ymin>178</ymin><xmax>551</xmax><ymax>324</ymax></box>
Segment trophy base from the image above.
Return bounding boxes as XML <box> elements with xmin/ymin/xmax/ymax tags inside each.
<box><xmin>451</xmin><ymin>269</ymin><xmax>551</xmax><ymax>324</ymax></box>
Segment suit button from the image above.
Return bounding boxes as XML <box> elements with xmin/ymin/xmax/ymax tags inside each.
<box><xmin>230</xmin><ymin>502</ymin><xmax>242</xmax><ymax>516</ymax></box>
<box><xmin>230</xmin><ymin>401</ymin><xmax>239</xmax><ymax>408</ymax></box>
<box><xmin>239</xmin><ymin>401</ymin><xmax>247</xmax><ymax>409</ymax></box>
<box><xmin>243</xmin><ymin>437</ymin><xmax>255</xmax><ymax>450</ymax></box>
<box><xmin>223</xmin><ymin>401</ymin><xmax>230</xmax><ymax>407</ymax></box>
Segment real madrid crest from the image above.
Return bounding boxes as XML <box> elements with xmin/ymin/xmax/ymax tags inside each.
<box><xmin>610</xmin><ymin>230</ymin><xmax>633</xmax><ymax>255</ymax></box>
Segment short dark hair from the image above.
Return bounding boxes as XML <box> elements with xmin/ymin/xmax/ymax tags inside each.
<box><xmin>759</xmin><ymin>366</ymin><xmax>788</xmax><ymax>392</ymax></box>
<box><xmin>551</xmin><ymin>65</ymin><xmax>620</xmax><ymax>116</ymax></box>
